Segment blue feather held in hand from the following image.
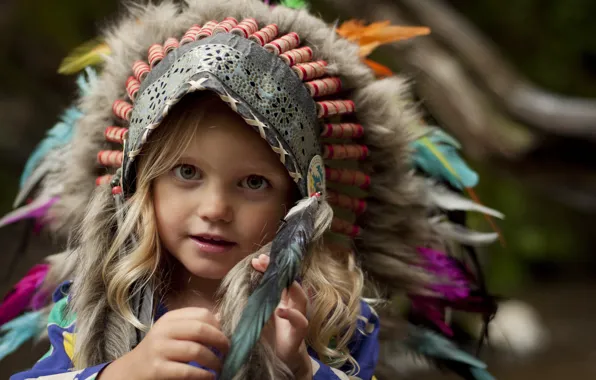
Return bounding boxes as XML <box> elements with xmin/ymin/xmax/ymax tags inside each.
<box><xmin>220</xmin><ymin>193</ymin><xmax>327</xmax><ymax>380</ymax></box>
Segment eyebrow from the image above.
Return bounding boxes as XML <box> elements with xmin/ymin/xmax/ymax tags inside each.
<box><xmin>178</xmin><ymin>155</ymin><xmax>285</xmax><ymax>176</ymax></box>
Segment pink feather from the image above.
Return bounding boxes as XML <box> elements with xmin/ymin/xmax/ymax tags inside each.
<box><xmin>0</xmin><ymin>264</ymin><xmax>49</xmax><ymax>325</ymax></box>
<box><xmin>0</xmin><ymin>196</ymin><xmax>59</xmax><ymax>228</ymax></box>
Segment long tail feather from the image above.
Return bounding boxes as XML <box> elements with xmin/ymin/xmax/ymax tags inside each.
<box><xmin>0</xmin><ymin>264</ymin><xmax>49</xmax><ymax>326</ymax></box>
<box><xmin>0</xmin><ymin>197</ymin><xmax>59</xmax><ymax>229</ymax></box>
<box><xmin>58</xmin><ymin>39</ymin><xmax>110</xmax><ymax>75</ymax></box>
<box><xmin>427</xmin><ymin>182</ymin><xmax>504</xmax><ymax>219</ymax></box>
<box><xmin>220</xmin><ymin>195</ymin><xmax>321</xmax><ymax>380</ymax></box>
<box><xmin>404</xmin><ymin>325</ymin><xmax>488</xmax><ymax>369</ymax></box>
<box><xmin>430</xmin><ymin>218</ymin><xmax>499</xmax><ymax>246</ymax></box>
<box><xmin>0</xmin><ymin>311</ymin><xmax>44</xmax><ymax>360</ymax></box>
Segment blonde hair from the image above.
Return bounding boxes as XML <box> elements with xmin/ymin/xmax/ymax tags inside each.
<box><xmin>74</xmin><ymin>92</ymin><xmax>366</xmax><ymax>375</ymax></box>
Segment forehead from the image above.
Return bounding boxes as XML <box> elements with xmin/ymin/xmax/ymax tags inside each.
<box><xmin>183</xmin><ymin>99</ymin><xmax>285</xmax><ymax>170</ymax></box>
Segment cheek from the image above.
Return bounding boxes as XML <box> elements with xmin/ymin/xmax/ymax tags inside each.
<box><xmin>153</xmin><ymin>180</ymin><xmax>191</xmax><ymax>240</ymax></box>
<box><xmin>238</xmin><ymin>201</ymin><xmax>287</xmax><ymax>247</ymax></box>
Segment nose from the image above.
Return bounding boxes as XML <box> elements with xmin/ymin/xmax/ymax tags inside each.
<box><xmin>198</xmin><ymin>183</ymin><xmax>233</xmax><ymax>223</ymax></box>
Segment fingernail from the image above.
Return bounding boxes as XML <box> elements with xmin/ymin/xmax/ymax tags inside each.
<box><xmin>277</xmin><ymin>308</ymin><xmax>287</xmax><ymax>317</ymax></box>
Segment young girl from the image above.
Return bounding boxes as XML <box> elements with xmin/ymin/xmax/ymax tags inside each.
<box><xmin>3</xmin><ymin>0</ymin><xmax>500</xmax><ymax>379</ymax></box>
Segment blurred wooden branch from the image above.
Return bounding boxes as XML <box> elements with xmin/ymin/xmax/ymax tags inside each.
<box><xmin>320</xmin><ymin>0</ymin><xmax>596</xmax><ymax>160</ymax></box>
<box><xmin>401</xmin><ymin>0</ymin><xmax>596</xmax><ymax>140</ymax></box>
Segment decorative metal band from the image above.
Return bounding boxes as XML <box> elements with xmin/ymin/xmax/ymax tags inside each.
<box><xmin>316</xmin><ymin>100</ymin><xmax>356</xmax><ymax>118</ymax></box>
<box><xmin>331</xmin><ymin>217</ymin><xmax>361</xmax><ymax>237</ymax></box>
<box><xmin>293</xmin><ymin>60</ymin><xmax>328</xmax><ymax>81</ymax></box>
<box><xmin>231</xmin><ymin>18</ymin><xmax>259</xmax><ymax>38</ymax></box>
<box><xmin>126</xmin><ymin>76</ymin><xmax>141</xmax><ymax>101</ymax></box>
<box><xmin>164</xmin><ymin>37</ymin><xmax>180</xmax><ymax>54</ymax></box>
<box><xmin>98</xmin><ymin>150</ymin><xmax>124</xmax><ymax>167</ymax></box>
<box><xmin>327</xmin><ymin>190</ymin><xmax>367</xmax><ymax>215</ymax></box>
<box><xmin>249</xmin><ymin>24</ymin><xmax>279</xmax><ymax>46</ymax></box>
<box><xmin>305</xmin><ymin>77</ymin><xmax>342</xmax><ymax>97</ymax></box>
<box><xmin>148</xmin><ymin>44</ymin><xmax>165</xmax><ymax>68</ymax></box>
<box><xmin>323</xmin><ymin>144</ymin><xmax>369</xmax><ymax>160</ymax></box>
<box><xmin>264</xmin><ymin>32</ymin><xmax>300</xmax><ymax>55</ymax></box>
<box><xmin>180</xmin><ymin>24</ymin><xmax>202</xmax><ymax>45</ymax></box>
<box><xmin>321</xmin><ymin>123</ymin><xmax>364</xmax><ymax>139</ymax></box>
<box><xmin>132</xmin><ymin>60</ymin><xmax>150</xmax><ymax>82</ymax></box>
<box><xmin>105</xmin><ymin>126</ymin><xmax>128</xmax><ymax>144</ymax></box>
<box><xmin>112</xmin><ymin>100</ymin><xmax>133</xmax><ymax>121</ymax></box>
<box><xmin>280</xmin><ymin>46</ymin><xmax>313</xmax><ymax>66</ymax></box>
<box><xmin>325</xmin><ymin>167</ymin><xmax>370</xmax><ymax>188</ymax></box>
<box><xmin>213</xmin><ymin>17</ymin><xmax>238</xmax><ymax>35</ymax></box>
<box><xmin>197</xmin><ymin>20</ymin><xmax>218</xmax><ymax>39</ymax></box>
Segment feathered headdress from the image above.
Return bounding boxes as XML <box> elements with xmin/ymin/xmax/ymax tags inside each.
<box><xmin>0</xmin><ymin>0</ymin><xmax>502</xmax><ymax>378</ymax></box>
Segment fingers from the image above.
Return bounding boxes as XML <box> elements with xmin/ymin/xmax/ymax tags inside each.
<box><xmin>161</xmin><ymin>340</ymin><xmax>223</xmax><ymax>373</ymax></box>
<box><xmin>160</xmin><ymin>362</ymin><xmax>216</xmax><ymax>380</ymax></box>
<box><xmin>285</xmin><ymin>281</ymin><xmax>308</xmax><ymax>314</ymax></box>
<box><xmin>251</xmin><ymin>253</ymin><xmax>270</xmax><ymax>273</ymax></box>
<box><xmin>165</xmin><ymin>320</ymin><xmax>230</xmax><ymax>356</ymax></box>
<box><xmin>161</xmin><ymin>307</ymin><xmax>221</xmax><ymax>329</ymax></box>
<box><xmin>277</xmin><ymin>307</ymin><xmax>309</xmax><ymax>338</ymax></box>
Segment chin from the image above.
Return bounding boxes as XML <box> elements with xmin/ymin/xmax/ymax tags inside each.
<box><xmin>181</xmin><ymin>257</ymin><xmax>235</xmax><ymax>280</ymax></box>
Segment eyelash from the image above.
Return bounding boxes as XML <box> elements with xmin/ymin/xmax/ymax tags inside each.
<box><xmin>172</xmin><ymin>164</ymin><xmax>201</xmax><ymax>181</ymax></box>
<box><xmin>172</xmin><ymin>164</ymin><xmax>271</xmax><ymax>190</ymax></box>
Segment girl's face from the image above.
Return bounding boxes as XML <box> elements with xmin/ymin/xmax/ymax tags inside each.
<box><xmin>153</xmin><ymin>100</ymin><xmax>294</xmax><ymax>280</ymax></box>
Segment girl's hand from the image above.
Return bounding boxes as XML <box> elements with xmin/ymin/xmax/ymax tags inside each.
<box><xmin>252</xmin><ymin>254</ymin><xmax>313</xmax><ymax>379</ymax></box>
<box><xmin>98</xmin><ymin>307</ymin><xmax>230</xmax><ymax>380</ymax></box>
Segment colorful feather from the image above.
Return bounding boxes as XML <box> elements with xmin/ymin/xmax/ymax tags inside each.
<box><xmin>0</xmin><ymin>264</ymin><xmax>49</xmax><ymax>326</ymax></box>
<box><xmin>18</xmin><ymin>110</ymin><xmax>79</xmax><ymax>190</ymax></box>
<box><xmin>404</xmin><ymin>325</ymin><xmax>495</xmax><ymax>380</ymax></box>
<box><xmin>410</xmin><ymin>248</ymin><xmax>498</xmax><ymax>338</ymax></box>
<box><xmin>0</xmin><ymin>311</ymin><xmax>44</xmax><ymax>361</ymax></box>
<box><xmin>57</xmin><ymin>38</ymin><xmax>110</xmax><ymax>75</ymax></box>
<box><xmin>18</xmin><ymin>68</ymin><xmax>96</xmax><ymax>193</ymax></box>
<box><xmin>220</xmin><ymin>195</ymin><xmax>321</xmax><ymax>380</ymax></box>
<box><xmin>336</xmin><ymin>20</ymin><xmax>430</xmax><ymax>58</ymax></box>
<box><xmin>363</xmin><ymin>58</ymin><xmax>394</xmax><ymax>77</ymax></box>
<box><xmin>411</xmin><ymin>129</ymin><xmax>478</xmax><ymax>190</ymax></box>
<box><xmin>0</xmin><ymin>197</ymin><xmax>59</xmax><ymax>229</ymax></box>
<box><xmin>412</xmin><ymin>128</ymin><xmax>505</xmax><ymax>245</ymax></box>
<box><xmin>430</xmin><ymin>217</ymin><xmax>499</xmax><ymax>246</ymax></box>
<box><xmin>427</xmin><ymin>182</ymin><xmax>504</xmax><ymax>219</ymax></box>
<box><xmin>280</xmin><ymin>0</ymin><xmax>308</xmax><ymax>9</ymax></box>
<box><xmin>336</xmin><ymin>20</ymin><xmax>430</xmax><ymax>77</ymax></box>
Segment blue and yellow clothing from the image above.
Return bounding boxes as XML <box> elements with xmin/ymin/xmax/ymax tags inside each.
<box><xmin>11</xmin><ymin>282</ymin><xmax>379</xmax><ymax>380</ymax></box>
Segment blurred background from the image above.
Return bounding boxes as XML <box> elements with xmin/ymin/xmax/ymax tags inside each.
<box><xmin>1</xmin><ymin>0</ymin><xmax>595</xmax><ymax>378</ymax></box>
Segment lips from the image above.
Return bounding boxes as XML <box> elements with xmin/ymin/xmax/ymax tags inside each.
<box><xmin>190</xmin><ymin>234</ymin><xmax>237</xmax><ymax>254</ymax></box>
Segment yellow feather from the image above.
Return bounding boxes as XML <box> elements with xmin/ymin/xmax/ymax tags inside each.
<box><xmin>58</xmin><ymin>39</ymin><xmax>111</xmax><ymax>75</ymax></box>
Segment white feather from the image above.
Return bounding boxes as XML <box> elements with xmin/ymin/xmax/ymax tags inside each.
<box><xmin>427</xmin><ymin>182</ymin><xmax>504</xmax><ymax>219</ymax></box>
<box><xmin>430</xmin><ymin>217</ymin><xmax>499</xmax><ymax>246</ymax></box>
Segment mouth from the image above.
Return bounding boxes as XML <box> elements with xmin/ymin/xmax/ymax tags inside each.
<box><xmin>190</xmin><ymin>234</ymin><xmax>237</xmax><ymax>254</ymax></box>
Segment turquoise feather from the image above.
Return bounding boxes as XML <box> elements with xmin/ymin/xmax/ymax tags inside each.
<box><xmin>220</xmin><ymin>196</ymin><xmax>319</xmax><ymax>380</ymax></box>
<box><xmin>19</xmin><ymin>67</ymin><xmax>97</xmax><ymax>189</ymax></box>
<box><xmin>469</xmin><ymin>366</ymin><xmax>497</xmax><ymax>380</ymax></box>
<box><xmin>404</xmin><ymin>325</ymin><xmax>495</xmax><ymax>380</ymax></box>
<box><xmin>0</xmin><ymin>311</ymin><xmax>43</xmax><ymax>360</ymax></box>
<box><xmin>411</xmin><ymin>129</ymin><xmax>479</xmax><ymax>190</ymax></box>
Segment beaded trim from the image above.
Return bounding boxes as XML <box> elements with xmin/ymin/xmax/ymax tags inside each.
<box><xmin>100</xmin><ymin>17</ymin><xmax>373</xmax><ymax>240</ymax></box>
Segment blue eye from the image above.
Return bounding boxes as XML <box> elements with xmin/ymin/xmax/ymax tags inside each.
<box><xmin>241</xmin><ymin>175</ymin><xmax>270</xmax><ymax>190</ymax></box>
<box><xmin>173</xmin><ymin>164</ymin><xmax>201</xmax><ymax>181</ymax></box>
